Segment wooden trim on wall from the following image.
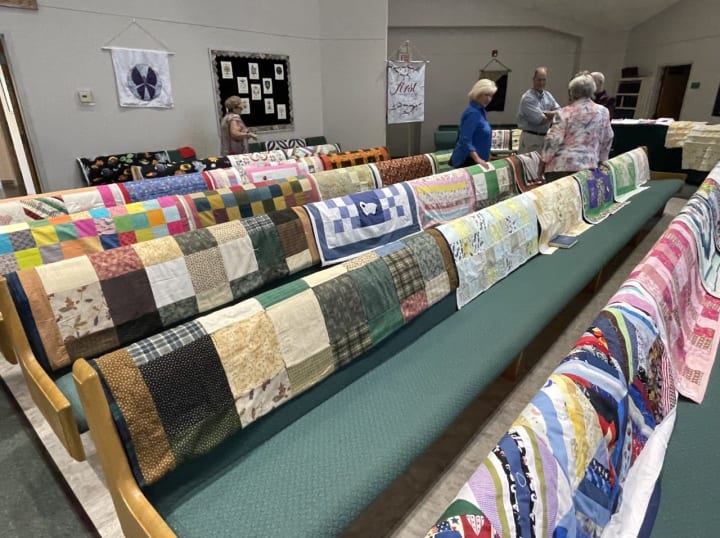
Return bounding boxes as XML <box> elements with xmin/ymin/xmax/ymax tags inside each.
<box><xmin>0</xmin><ymin>1</ymin><xmax>38</xmax><ymax>9</ymax></box>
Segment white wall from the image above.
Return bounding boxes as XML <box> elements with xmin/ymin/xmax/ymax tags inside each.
<box><xmin>1</xmin><ymin>0</ymin><xmax>324</xmax><ymax>191</ymax></box>
<box><xmin>318</xmin><ymin>0</ymin><xmax>388</xmax><ymax>151</ymax></box>
<box><xmin>387</xmin><ymin>0</ymin><xmax>628</xmax><ymax>154</ymax></box>
<box><xmin>625</xmin><ymin>0</ymin><xmax>720</xmax><ymax>122</ymax></box>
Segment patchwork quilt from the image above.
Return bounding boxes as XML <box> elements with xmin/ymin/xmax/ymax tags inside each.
<box><xmin>283</xmin><ymin>143</ymin><xmax>341</xmax><ymax>158</ymax></box>
<box><xmin>528</xmin><ymin>176</ymin><xmax>592</xmax><ymax>255</ymax></box>
<box><xmin>177</xmin><ymin>177</ymin><xmax>321</xmax><ymax>228</ymax></box>
<box><xmin>77</xmin><ymin>147</ymin><xmax>196</xmax><ymax>186</ymax></box>
<box><xmin>611</xmin><ymin>216</ymin><xmax>720</xmax><ymax>403</ymax></box>
<box><xmin>228</xmin><ymin>150</ymin><xmax>289</xmax><ymax>169</ymax></box>
<box><xmin>428</xmin><ymin>150</ymin><xmax>453</xmax><ymax>174</ymax></box>
<box><xmin>370</xmin><ymin>155</ymin><xmax>434</xmax><ymax>185</ymax></box>
<box><xmin>509</xmin><ymin>151</ymin><xmax>544</xmax><ymax>192</ymax></box>
<box><xmin>428</xmin><ymin>304</ymin><xmax>678</xmax><ymax>538</ymax></box>
<box><xmin>437</xmin><ymin>194</ymin><xmax>538</xmax><ymax>308</ymax></box>
<box><xmin>573</xmin><ymin>168</ymin><xmax>626</xmax><ymax>224</ymax></box>
<box><xmin>265</xmin><ymin>138</ymin><xmax>307</xmax><ymax>150</ymax></box>
<box><xmin>202</xmin><ymin>167</ymin><xmax>245</xmax><ymax>189</ymax></box>
<box><xmin>466</xmin><ymin>160</ymin><xmax>517</xmax><ymax>209</ymax></box>
<box><xmin>676</xmin><ymin>176</ymin><xmax>720</xmax><ymax>296</ymax></box>
<box><xmin>130</xmin><ymin>156</ymin><xmax>233</xmax><ymax>179</ymax></box>
<box><xmin>89</xmin><ymin>229</ymin><xmax>456</xmax><ymax>486</ymax></box>
<box><xmin>0</xmin><ymin>184</ymin><xmax>127</xmax><ymax>225</ymax></box>
<box><xmin>318</xmin><ymin>147</ymin><xmax>390</xmax><ymax>169</ymax></box>
<box><xmin>7</xmin><ymin>209</ymin><xmax>317</xmax><ymax>373</ymax></box>
<box><xmin>304</xmin><ymin>182</ymin><xmax>421</xmax><ymax>265</ymax></box>
<box><xmin>408</xmin><ymin>168</ymin><xmax>475</xmax><ymax>229</ymax></box>
<box><xmin>120</xmin><ymin>173</ymin><xmax>211</xmax><ymax>202</ymax></box>
<box><xmin>604</xmin><ymin>148</ymin><xmax>650</xmax><ymax>203</ymax></box>
<box><xmin>0</xmin><ymin>198</ymin><xmax>191</xmax><ymax>275</ymax></box>
<box><xmin>311</xmin><ymin>165</ymin><xmax>380</xmax><ymax>201</ymax></box>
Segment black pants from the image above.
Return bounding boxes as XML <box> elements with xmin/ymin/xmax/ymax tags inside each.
<box><xmin>544</xmin><ymin>171</ymin><xmax>575</xmax><ymax>182</ymax></box>
<box><xmin>452</xmin><ymin>156</ymin><xmax>478</xmax><ymax>168</ymax></box>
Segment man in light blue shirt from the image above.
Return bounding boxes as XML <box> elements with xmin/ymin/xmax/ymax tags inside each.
<box><xmin>516</xmin><ymin>67</ymin><xmax>561</xmax><ymax>153</ymax></box>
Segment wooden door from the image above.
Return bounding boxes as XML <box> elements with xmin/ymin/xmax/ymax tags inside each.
<box><xmin>654</xmin><ymin>64</ymin><xmax>691</xmax><ymax>119</ymax></box>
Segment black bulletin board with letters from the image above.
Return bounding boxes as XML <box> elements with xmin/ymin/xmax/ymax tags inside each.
<box><xmin>210</xmin><ymin>50</ymin><xmax>293</xmax><ymax>133</ymax></box>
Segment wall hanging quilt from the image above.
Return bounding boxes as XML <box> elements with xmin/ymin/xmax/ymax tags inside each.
<box><xmin>6</xmin><ymin>209</ymin><xmax>316</xmax><ymax>373</ymax></box>
<box><xmin>408</xmin><ymin>168</ymin><xmax>475</xmax><ymax>229</ymax></box>
<box><xmin>573</xmin><ymin>168</ymin><xmax>626</xmax><ymax>224</ymax></box>
<box><xmin>318</xmin><ymin>147</ymin><xmax>390</xmax><ymax>170</ymax></box>
<box><xmin>528</xmin><ymin>176</ymin><xmax>591</xmax><ymax>255</ymax></box>
<box><xmin>467</xmin><ymin>160</ymin><xmax>517</xmax><ymax>209</ymax></box>
<box><xmin>682</xmin><ymin>124</ymin><xmax>720</xmax><ymax>171</ymax></box>
<box><xmin>369</xmin><ymin>154</ymin><xmax>434</xmax><ymax>186</ymax></box>
<box><xmin>88</xmin><ymin>228</ymin><xmax>455</xmax><ymax>487</ymax></box>
<box><xmin>604</xmin><ymin>147</ymin><xmax>650</xmax><ymax>202</ymax></box>
<box><xmin>311</xmin><ymin>165</ymin><xmax>379</xmax><ymax>200</ymax></box>
<box><xmin>109</xmin><ymin>47</ymin><xmax>174</xmax><ymax>108</ymax></box>
<box><xmin>304</xmin><ymin>182</ymin><xmax>421</xmax><ymax>265</ymax></box>
<box><xmin>436</xmin><ymin>194</ymin><xmax>538</xmax><ymax>308</ymax></box>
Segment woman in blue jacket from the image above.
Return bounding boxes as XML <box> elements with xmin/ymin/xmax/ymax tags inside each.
<box><xmin>450</xmin><ymin>78</ymin><xmax>497</xmax><ymax>168</ymax></box>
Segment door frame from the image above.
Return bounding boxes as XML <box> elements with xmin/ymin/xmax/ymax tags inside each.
<box><xmin>0</xmin><ymin>33</ymin><xmax>41</xmax><ymax>195</ymax></box>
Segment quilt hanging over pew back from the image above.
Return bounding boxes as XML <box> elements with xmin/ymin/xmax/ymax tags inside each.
<box><xmin>90</xmin><ymin>228</ymin><xmax>457</xmax><ymax>486</ymax></box>
<box><xmin>6</xmin><ymin>208</ymin><xmax>318</xmax><ymax>373</ymax></box>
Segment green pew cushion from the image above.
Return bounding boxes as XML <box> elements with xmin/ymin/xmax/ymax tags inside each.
<box><xmin>55</xmin><ymin>371</ymin><xmax>88</xmax><ymax>432</ymax></box>
<box><xmin>144</xmin><ymin>180</ymin><xmax>682</xmax><ymax>536</ymax></box>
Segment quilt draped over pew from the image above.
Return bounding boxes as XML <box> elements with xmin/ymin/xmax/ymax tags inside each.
<box><xmin>89</xmin><ymin>229</ymin><xmax>457</xmax><ymax>486</ymax></box>
<box><xmin>6</xmin><ymin>209</ymin><xmax>318</xmax><ymax>372</ymax></box>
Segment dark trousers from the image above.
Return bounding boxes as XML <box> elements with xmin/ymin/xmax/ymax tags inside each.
<box><xmin>544</xmin><ymin>171</ymin><xmax>575</xmax><ymax>182</ymax></box>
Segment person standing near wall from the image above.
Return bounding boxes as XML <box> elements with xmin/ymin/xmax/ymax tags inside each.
<box><xmin>450</xmin><ymin>79</ymin><xmax>497</xmax><ymax>168</ymax></box>
<box><xmin>591</xmin><ymin>71</ymin><xmax>616</xmax><ymax>119</ymax></box>
<box><xmin>220</xmin><ymin>96</ymin><xmax>257</xmax><ymax>155</ymax></box>
<box><xmin>538</xmin><ymin>73</ymin><xmax>614</xmax><ymax>181</ymax></box>
<box><xmin>516</xmin><ymin>67</ymin><xmax>560</xmax><ymax>153</ymax></box>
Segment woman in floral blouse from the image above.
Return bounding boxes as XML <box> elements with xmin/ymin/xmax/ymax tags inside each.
<box><xmin>539</xmin><ymin>73</ymin><xmax>613</xmax><ymax>182</ymax></box>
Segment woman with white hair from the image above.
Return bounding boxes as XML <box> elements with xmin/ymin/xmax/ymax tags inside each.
<box><xmin>450</xmin><ymin>78</ymin><xmax>497</xmax><ymax>168</ymax></box>
<box><xmin>539</xmin><ymin>73</ymin><xmax>614</xmax><ymax>181</ymax></box>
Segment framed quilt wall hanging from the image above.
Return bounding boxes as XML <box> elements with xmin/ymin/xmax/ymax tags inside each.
<box><xmin>210</xmin><ymin>50</ymin><xmax>293</xmax><ymax>133</ymax></box>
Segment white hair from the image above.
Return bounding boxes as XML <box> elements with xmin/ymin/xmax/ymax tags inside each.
<box><xmin>591</xmin><ymin>71</ymin><xmax>605</xmax><ymax>91</ymax></box>
<box><xmin>468</xmin><ymin>78</ymin><xmax>498</xmax><ymax>101</ymax></box>
<box><xmin>568</xmin><ymin>74</ymin><xmax>596</xmax><ymax>100</ymax></box>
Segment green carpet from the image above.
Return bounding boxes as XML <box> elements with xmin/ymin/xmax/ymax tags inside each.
<box><xmin>0</xmin><ymin>379</ymin><xmax>96</xmax><ymax>537</ymax></box>
<box><xmin>652</xmin><ymin>346</ymin><xmax>720</xmax><ymax>537</ymax></box>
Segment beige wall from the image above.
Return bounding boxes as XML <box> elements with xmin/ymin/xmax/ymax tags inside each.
<box><xmin>625</xmin><ymin>0</ymin><xmax>720</xmax><ymax>122</ymax></box>
<box><xmin>387</xmin><ymin>0</ymin><xmax>628</xmax><ymax>155</ymax></box>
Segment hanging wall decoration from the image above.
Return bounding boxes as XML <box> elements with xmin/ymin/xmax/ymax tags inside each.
<box><xmin>387</xmin><ymin>60</ymin><xmax>426</xmax><ymax>124</ymax></box>
<box><xmin>210</xmin><ymin>50</ymin><xmax>293</xmax><ymax>133</ymax></box>
<box><xmin>109</xmin><ymin>47</ymin><xmax>174</xmax><ymax>108</ymax></box>
<box><xmin>479</xmin><ymin>54</ymin><xmax>512</xmax><ymax>112</ymax></box>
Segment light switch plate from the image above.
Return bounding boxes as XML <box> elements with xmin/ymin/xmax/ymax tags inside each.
<box><xmin>78</xmin><ymin>89</ymin><xmax>94</xmax><ymax>104</ymax></box>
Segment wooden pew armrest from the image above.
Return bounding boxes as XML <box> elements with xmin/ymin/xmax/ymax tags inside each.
<box><xmin>74</xmin><ymin>360</ymin><xmax>176</xmax><ymax>538</ymax></box>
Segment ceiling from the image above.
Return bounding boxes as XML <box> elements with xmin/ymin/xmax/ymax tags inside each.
<box><xmin>516</xmin><ymin>0</ymin><xmax>684</xmax><ymax>31</ymax></box>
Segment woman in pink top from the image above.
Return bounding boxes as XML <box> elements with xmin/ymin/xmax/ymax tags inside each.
<box><xmin>220</xmin><ymin>95</ymin><xmax>257</xmax><ymax>155</ymax></box>
<box><xmin>539</xmin><ymin>73</ymin><xmax>614</xmax><ymax>181</ymax></box>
